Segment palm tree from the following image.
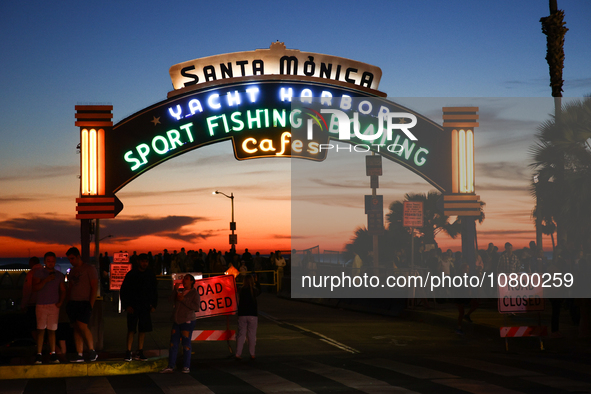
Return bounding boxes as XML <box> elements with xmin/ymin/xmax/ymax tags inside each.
<box><xmin>345</xmin><ymin>191</ymin><xmax>485</xmax><ymax>265</ymax></box>
<box><xmin>540</xmin><ymin>0</ymin><xmax>568</xmax><ymax>246</ymax></box>
<box><xmin>530</xmin><ymin>96</ymin><xmax>591</xmax><ymax>250</ymax></box>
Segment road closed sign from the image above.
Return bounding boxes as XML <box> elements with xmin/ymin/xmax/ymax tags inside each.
<box><xmin>195</xmin><ymin>275</ymin><xmax>237</xmax><ymax>319</ymax></box>
<box><xmin>498</xmin><ymin>274</ymin><xmax>544</xmax><ymax>313</ymax></box>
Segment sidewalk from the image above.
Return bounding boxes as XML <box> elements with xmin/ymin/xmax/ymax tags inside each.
<box><xmin>0</xmin><ymin>280</ymin><xmax>174</xmax><ymax>379</ymax></box>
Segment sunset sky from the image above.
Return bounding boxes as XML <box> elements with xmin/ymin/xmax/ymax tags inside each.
<box><xmin>1</xmin><ymin>1</ymin><xmax>590</xmax><ymax>259</ymax></box>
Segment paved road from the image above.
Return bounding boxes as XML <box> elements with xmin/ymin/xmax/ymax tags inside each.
<box><xmin>5</xmin><ymin>295</ymin><xmax>591</xmax><ymax>393</ymax></box>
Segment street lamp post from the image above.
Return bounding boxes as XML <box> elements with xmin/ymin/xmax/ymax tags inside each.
<box><xmin>214</xmin><ymin>191</ymin><xmax>236</xmax><ymax>253</ymax></box>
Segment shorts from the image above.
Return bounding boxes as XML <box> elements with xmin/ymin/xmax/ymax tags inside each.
<box><xmin>127</xmin><ymin>308</ymin><xmax>153</xmax><ymax>333</ymax></box>
<box><xmin>67</xmin><ymin>300</ymin><xmax>93</xmax><ymax>325</ymax></box>
<box><xmin>36</xmin><ymin>304</ymin><xmax>59</xmax><ymax>330</ymax></box>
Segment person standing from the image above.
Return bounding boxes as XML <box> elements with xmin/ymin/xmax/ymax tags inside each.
<box><xmin>235</xmin><ymin>275</ymin><xmax>261</xmax><ymax>361</ymax></box>
<box><xmin>351</xmin><ymin>252</ymin><xmax>363</xmax><ymax>276</ymax></box>
<box><xmin>274</xmin><ymin>251</ymin><xmax>286</xmax><ymax>291</ymax></box>
<box><xmin>32</xmin><ymin>252</ymin><xmax>66</xmax><ymax>364</ymax></box>
<box><xmin>497</xmin><ymin>242</ymin><xmax>520</xmax><ymax>274</ymax></box>
<box><xmin>100</xmin><ymin>252</ymin><xmax>110</xmax><ymax>293</ymax></box>
<box><xmin>22</xmin><ymin>256</ymin><xmax>42</xmax><ymax>345</ymax></box>
<box><xmin>160</xmin><ymin>274</ymin><xmax>200</xmax><ymax>373</ymax></box>
<box><xmin>66</xmin><ymin>247</ymin><xmax>98</xmax><ymax>362</ymax></box>
<box><xmin>120</xmin><ymin>253</ymin><xmax>158</xmax><ymax>362</ymax></box>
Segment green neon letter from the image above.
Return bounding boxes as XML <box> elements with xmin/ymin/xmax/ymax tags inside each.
<box><xmin>273</xmin><ymin>109</ymin><xmax>286</xmax><ymax>127</ymax></box>
<box><xmin>180</xmin><ymin>123</ymin><xmax>194</xmax><ymax>143</ymax></box>
<box><xmin>247</xmin><ymin>110</ymin><xmax>261</xmax><ymax>129</ymax></box>
<box><xmin>152</xmin><ymin>136</ymin><xmax>169</xmax><ymax>154</ymax></box>
<box><xmin>414</xmin><ymin>147</ymin><xmax>429</xmax><ymax>166</ymax></box>
<box><xmin>167</xmin><ymin>129</ymin><xmax>183</xmax><ymax>150</ymax></box>
<box><xmin>290</xmin><ymin>109</ymin><xmax>302</xmax><ymax>128</ymax></box>
<box><xmin>207</xmin><ymin>116</ymin><xmax>220</xmax><ymax>136</ymax></box>
<box><xmin>231</xmin><ymin>112</ymin><xmax>244</xmax><ymax>131</ymax></box>
<box><xmin>124</xmin><ymin>151</ymin><xmax>142</xmax><ymax>171</ymax></box>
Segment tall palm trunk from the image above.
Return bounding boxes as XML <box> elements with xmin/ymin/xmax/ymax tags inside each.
<box><xmin>540</xmin><ymin>0</ymin><xmax>568</xmax><ymax>248</ymax></box>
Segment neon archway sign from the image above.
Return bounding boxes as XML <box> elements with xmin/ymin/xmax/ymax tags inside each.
<box><xmin>75</xmin><ymin>43</ymin><xmax>480</xmax><ymax>222</ymax></box>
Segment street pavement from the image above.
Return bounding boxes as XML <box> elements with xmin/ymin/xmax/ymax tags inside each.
<box><xmin>2</xmin><ymin>281</ymin><xmax>591</xmax><ymax>393</ymax></box>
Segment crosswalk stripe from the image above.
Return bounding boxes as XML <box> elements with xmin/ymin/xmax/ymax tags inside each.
<box><xmin>359</xmin><ymin>358</ymin><xmax>458</xmax><ymax>379</ymax></box>
<box><xmin>431</xmin><ymin>378</ymin><xmax>525</xmax><ymax>394</ymax></box>
<box><xmin>292</xmin><ymin>360</ymin><xmax>418</xmax><ymax>393</ymax></box>
<box><xmin>522</xmin><ymin>376</ymin><xmax>591</xmax><ymax>392</ymax></box>
<box><xmin>149</xmin><ymin>373</ymin><xmax>215</xmax><ymax>394</ymax></box>
<box><xmin>435</xmin><ymin>354</ymin><xmax>591</xmax><ymax>392</ymax></box>
<box><xmin>219</xmin><ymin>365</ymin><xmax>314</xmax><ymax>393</ymax></box>
<box><xmin>502</xmin><ymin>355</ymin><xmax>591</xmax><ymax>376</ymax></box>
<box><xmin>360</xmin><ymin>358</ymin><xmax>524</xmax><ymax>394</ymax></box>
<box><xmin>427</xmin><ymin>356</ymin><xmax>542</xmax><ymax>377</ymax></box>
<box><xmin>66</xmin><ymin>377</ymin><xmax>117</xmax><ymax>394</ymax></box>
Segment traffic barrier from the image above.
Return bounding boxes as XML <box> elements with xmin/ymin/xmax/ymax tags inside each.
<box><xmin>500</xmin><ymin>326</ymin><xmax>548</xmax><ymax>338</ymax></box>
<box><xmin>191</xmin><ymin>329</ymin><xmax>235</xmax><ymax>341</ymax></box>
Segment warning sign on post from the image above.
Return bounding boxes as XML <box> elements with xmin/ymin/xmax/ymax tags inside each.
<box><xmin>195</xmin><ymin>275</ymin><xmax>238</xmax><ymax>319</ymax></box>
<box><xmin>109</xmin><ymin>263</ymin><xmax>132</xmax><ymax>291</ymax></box>
<box><xmin>498</xmin><ymin>275</ymin><xmax>544</xmax><ymax>313</ymax></box>
<box><xmin>403</xmin><ymin>201</ymin><xmax>423</xmax><ymax>227</ymax></box>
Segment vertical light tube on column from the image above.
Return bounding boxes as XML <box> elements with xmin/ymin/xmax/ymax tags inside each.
<box><xmin>89</xmin><ymin>129</ymin><xmax>97</xmax><ymax>195</ymax></box>
<box><xmin>467</xmin><ymin>130</ymin><xmax>474</xmax><ymax>193</ymax></box>
<box><xmin>81</xmin><ymin>129</ymin><xmax>89</xmax><ymax>195</ymax></box>
<box><xmin>98</xmin><ymin>129</ymin><xmax>105</xmax><ymax>195</ymax></box>
<box><xmin>459</xmin><ymin>129</ymin><xmax>466</xmax><ymax>193</ymax></box>
<box><xmin>451</xmin><ymin>129</ymin><xmax>458</xmax><ymax>193</ymax></box>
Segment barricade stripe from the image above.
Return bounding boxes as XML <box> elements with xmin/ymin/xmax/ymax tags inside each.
<box><xmin>507</xmin><ymin>327</ymin><xmax>520</xmax><ymax>337</ymax></box>
<box><xmin>500</xmin><ymin>326</ymin><xmax>548</xmax><ymax>337</ymax></box>
<box><xmin>191</xmin><ymin>330</ymin><xmax>236</xmax><ymax>341</ymax></box>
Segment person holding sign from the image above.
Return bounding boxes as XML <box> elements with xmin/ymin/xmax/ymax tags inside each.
<box><xmin>160</xmin><ymin>274</ymin><xmax>200</xmax><ymax>374</ymax></box>
<box><xmin>235</xmin><ymin>274</ymin><xmax>261</xmax><ymax>361</ymax></box>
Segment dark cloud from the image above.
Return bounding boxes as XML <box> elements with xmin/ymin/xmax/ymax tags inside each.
<box><xmin>0</xmin><ymin>165</ymin><xmax>77</xmax><ymax>182</ymax></box>
<box><xmin>273</xmin><ymin>234</ymin><xmax>308</xmax><ymax>240</ymax></box>
<box><xmin>0</xmin><ymin>216</ymin><xmax>80</xmax><ymax>245</ymax></box>
<box><xmin>291</xmin><ymin>194</ymin><xmax>361</xmax><ymax>209</ymax></box>
<box><xmin>475</xmin><ymin>183</ymin><xmax>530</xmax><ymax>193</ymax></box>
<box><xmin>504</xmin><ymin>77</ymin><xmax>591</xmax><ymax>91</ymax></box>
<box><xmin>477</xmin><ymin>229</ymin><xmax>534</xmax><ymax>237</ymax></box>
<box><xmin>118</xmin><ymin>187</ymin><xmax>213</xmax><ymax>199</ymax></box>
<box><xmin>159</xmin><ymin>230</ymin><xmax>216</xmax><ymax>243</ymax></box>
<box><xmin>0</xmin><ymin>215</ymin><xmax>211</xmax><ymax>245</ymax></box>
<box><xmin>101</xmin><ymin>215</ymin><xmax>210</xmax><ymax>242</ymax></box>
<box><xmin>257</xmin><ymin>195</ymin><xmax>291</xmax><ymax>201</ymax></box>
<box><xmin>310</xmin><ymin>178</ymin><xmax>368</xmax><ymax>189</ymax></box>
<box><xmin>565</xmin><ymin>78</ymin><xmax>591</xmax><ymax>90</ymax></box>
<box><xmin>475</xmin><ymin>162</ymin><xmax>530</xmax><ymax>180</ymax></box>
<box><xmin>0</xmin><ymin>196</ymin><xmax>42</xmax><ymax>204</ymax></box>
<box><xmin>476</xmin><ymin>135</ymin><xmax>534</xmax><ymax>151</ymax></box>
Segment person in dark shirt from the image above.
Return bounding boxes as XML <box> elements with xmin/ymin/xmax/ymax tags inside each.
<box><xmin>120</xmin><ymin>253</ymin><xmax>158</xmax><ymax>361</ymax></box>
<box><xmin>235</xmin><ymin>274</ymin><xmax>261</xmax><ymax>361</ymax></box>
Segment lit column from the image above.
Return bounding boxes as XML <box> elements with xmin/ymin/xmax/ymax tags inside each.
<box><xmin>443</xmin><ymin>107</ymin><xmax>481</xmax><ymax>272</ymax></box>
<box><xmin>75</xmin><ymin>105</ymin><xmax>113</xmax><ymax>352</ymax></box>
